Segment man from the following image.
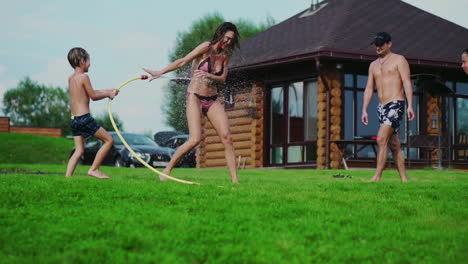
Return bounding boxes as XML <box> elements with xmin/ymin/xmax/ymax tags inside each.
<box><xmin>462</xmin><ymin>48</ymin><xmax>468</xmax><ymax>74</ymax></box>
<box><xmin>361</xmin><ymin>32</ymin><xmax>415</xmax><ymax>182</ymax></box>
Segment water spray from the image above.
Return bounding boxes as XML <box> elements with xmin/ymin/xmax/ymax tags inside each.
<box><xmin>159</xmin><ymin>76</ymin><xmax>192</xmax><ymax>81</ymax></box>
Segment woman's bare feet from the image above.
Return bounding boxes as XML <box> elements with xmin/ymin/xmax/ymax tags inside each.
<box><xmin>361</xmin><ymin>176</ymin><xmax>380</xmax><ymax>182</ymax></box>
<box><xmin>87</xmin><ymin>169</ymin><xmax>109</xmax><ymax>179</ymax></box>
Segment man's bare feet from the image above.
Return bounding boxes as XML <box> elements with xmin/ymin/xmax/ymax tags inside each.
<box><xmin>87</xmin><ymin>169</ymin><xmax>109</xmax><ymax>179</ymax></box>
<box><xmin>231</xmin><ymin>177</ymin><xmax>239</xmax><ymax>184</ymax></box>
<box><xmin>401</xmin><ymin>177</ymin><xmax>409</xmax><ymax>182</ymax></box>
<box><xmin>159</xmin><ymin>168</ymin><xmax>170</xmax><ymax>182</ymax></box>
<box><xmin>65</xmin><ymin>175</ymin><xmax>72</xmax><ymax>178</ymax></box>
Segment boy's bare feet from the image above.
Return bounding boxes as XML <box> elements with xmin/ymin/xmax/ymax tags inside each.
<box><xmin>159</xmin><ymin>168</ymin><xmax>170</xmax><ymax>182</ymax></box>
<box><xmin>87</xmin><ymin>170</ymin><xmax>109</xmax><ymax>179</ymax></box>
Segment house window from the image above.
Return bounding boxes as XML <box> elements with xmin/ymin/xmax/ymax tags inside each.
<box><xmin>344</xmin><ymin>74</ymin><xmax>380</xmax><ymax>158</ymax></box>
<box><xmin>304</xmin><ymin>81</ymin><xmax>318</xmax><ymax>152</ymax></box>
<box><xmin>344</xmin><ymin>90</ymin><xmax>354</xmax><ymax>140</ymax></box>
<box><xmin>270</xmin><ymin>87</ymin><xmax>284</xmax><ymax>164</ymax></box>
<box><xmin>270</xmin><ymin>87</ymin><xmax>284</xmax><ymax>145</ymax></box>
<box><xmin>343</xmin><ymin>73</ymin><xmax>420</xmax><ymax>159</ymax></box>
<box><xmin>356</xmin><ymin>90</ymin><xmax>380</xmax><ymax>137</ymax></box>
<box><xmin>455</xmin><ymin>96</ymin><xmax>468</xmax><ymax>160</ymax></box>
<box><xmin>268</xmin><ymin>79</ymin><xmax>317</xmax><ymax>166</ymax></box>
<box><xmin>449</xmin><ymin>81</ymin><xmax>468</xmax><ymax>160</ymax></box>
<box><xmin>456</xmin><ymin>82</ymin><xmax>468</xmax><ymax>95</ymax></box>
<box><xmin>288</xmin><ymin>82</ymin><xmax>304</xmax><ymax>142</ymax></box>
<box><xmin>456</xmin><ymin>98</ymin><xmax>468</xmax><ymax>136</ymax></box>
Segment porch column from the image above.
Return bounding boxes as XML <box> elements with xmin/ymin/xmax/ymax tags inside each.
<box><xmin>317</xmin><ymin>63</ymin><xmax>343</xmax><ymax>169</ymax></box>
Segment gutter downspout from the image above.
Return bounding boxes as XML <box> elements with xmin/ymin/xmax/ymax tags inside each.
<box><xmin>315</xmin><ymin>57</ymin><xmax>330</xmax><ymax>169</ymax></box>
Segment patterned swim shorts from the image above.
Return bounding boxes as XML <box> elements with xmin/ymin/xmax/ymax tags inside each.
<box><xmin>70</xmin><ymin>113</ymin><xmax>100</xmax><ymax>138</ymax></box>
<box><xmin>377</xmin><ymin>100</ymin><xmax>405</xmax><ymax>134</ymax></box>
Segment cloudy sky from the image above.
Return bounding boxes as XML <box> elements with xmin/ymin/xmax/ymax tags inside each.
<box><xmin>1</xmin><ymin>0</ymin><xmax>467</xmax><ymax>134</ymax></box>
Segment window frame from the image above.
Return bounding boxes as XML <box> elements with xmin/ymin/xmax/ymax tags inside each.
<box><xmin>266</xmin><ymin>78</ymin><xmax>318</xmax><ymax>167</ymax></box>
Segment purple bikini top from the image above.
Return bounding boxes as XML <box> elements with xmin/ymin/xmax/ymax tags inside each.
<box><xmin>197</xmin><ymin>56</ymin><xmax>224</xmax><ymax>76</ymax></box>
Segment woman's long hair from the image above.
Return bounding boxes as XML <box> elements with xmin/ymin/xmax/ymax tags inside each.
<box><xmin>210</xmin><ymin>22</ymin><xmax>240</xmax><ymax>55</ymax></box>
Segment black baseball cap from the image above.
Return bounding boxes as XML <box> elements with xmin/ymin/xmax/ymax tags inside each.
<box><xmin>371</xmin><ymin>32</ymin><xmax>392</xmax><ymax>47</ymax></box>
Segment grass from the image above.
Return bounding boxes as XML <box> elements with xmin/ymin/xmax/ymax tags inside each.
<box><xmin>0</xmin><ymin>133</ymin><xmax>73</xmax><ymax>164</ymax></box>
<box><xmin>0</xmin><ymin>163</ymin><xmax>467</xmax><ymax>263</ymax></box>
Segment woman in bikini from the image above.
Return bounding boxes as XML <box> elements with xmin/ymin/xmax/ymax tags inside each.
<box><xmin>143</xmin><ymin>22</ymin><xmax>240</xmax><ymax>183</ymax></box>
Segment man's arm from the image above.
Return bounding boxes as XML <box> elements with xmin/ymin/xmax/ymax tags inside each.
<box><xmin>398</xmin><ymin>56</ymin><xmax>415</xmax><ymax>121</ymax></box>
<box><xmin>82</xmin><ymin>75</ymin><xmax>116</xmax><ymax>101</ymax></box>
<box><xmin>361</xmin><ymin>63</ymin><xmax>375</xmax><ymax>125</ymax></box>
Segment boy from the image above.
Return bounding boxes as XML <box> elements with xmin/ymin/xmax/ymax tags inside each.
<box><xmin>65</xmin><ymin>47</ymin><xmax>118</xmax><ymax>179</ymax></box>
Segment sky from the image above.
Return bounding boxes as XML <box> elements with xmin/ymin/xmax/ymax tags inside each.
<box><xmin>1</xmin><ymin>0</ymin><xmax>467</xmax><ymax>135</ymax></box>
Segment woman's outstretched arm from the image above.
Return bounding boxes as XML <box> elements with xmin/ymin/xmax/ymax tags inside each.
<box><xmin>143</xmin><ymin>41</ymin><xmax>211</xmax><ymax>81</ymax></box>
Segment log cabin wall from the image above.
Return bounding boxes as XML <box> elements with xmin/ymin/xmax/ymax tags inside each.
<box><xmin>316</xmin><ymin>64</ymin><xmax>343</xmax><ymax>169</ymax></box>
<box><xmin>197</xmin><ymin>82</ymin><xmax>265</xmax><ymax>168</ymax></box>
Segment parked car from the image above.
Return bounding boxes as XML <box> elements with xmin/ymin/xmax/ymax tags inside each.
<box><xmin>153</xmin><ymin>130</ymin><xmax>184</xmax><ymax>146</ymax></box>
<box><xmin>70</xmin><ymin>132</ymin><xmax>175</xmax><ymax>168</ymax></box>
<box><xmin>159</xmin><ymin>134</ymin><xmax>196</xmax><ymax>168</ymax></box>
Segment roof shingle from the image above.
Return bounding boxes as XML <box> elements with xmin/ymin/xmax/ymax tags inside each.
<box><xmin>231</xmin><ymin>0</ymin><xmax>468</xmax><ymax>69</ymax></box>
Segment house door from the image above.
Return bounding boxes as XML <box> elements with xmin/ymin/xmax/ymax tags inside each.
<box><xmin>268</xmin><ymin>79</ymin><xmax>318</xmax><ymax>166</ymax></box>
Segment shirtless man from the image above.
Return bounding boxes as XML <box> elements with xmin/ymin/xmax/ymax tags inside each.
<box><xmin>65</xmin><ymin>47</ymin><xmax>118</xmax><ymax>179</ymax></box>
<box><xmin>361</xmin><ymin>32</ymin><xmax>415</xmax><ymax>182</ymax></box>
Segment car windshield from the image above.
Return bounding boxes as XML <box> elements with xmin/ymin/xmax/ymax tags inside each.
<box><xmin>113</xmin><ymin>134</ymin><xmax>158</xmax><ymax>146</ymax></box>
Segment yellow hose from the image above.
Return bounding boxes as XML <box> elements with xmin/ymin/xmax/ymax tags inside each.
<box><xmin>107</xmin><ymin>75</ymin><xmax>200</xmax><ymax>185</ymax></box>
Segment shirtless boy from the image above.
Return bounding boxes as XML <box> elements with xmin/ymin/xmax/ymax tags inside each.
<box><xmin>65</xmin><ymin>47</ymin><xmax>118</xmax><ymax>179</ymax></box>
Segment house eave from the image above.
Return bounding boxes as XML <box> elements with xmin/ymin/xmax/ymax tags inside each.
<box><xmin>230</xmin><ymin>49</ymin><xmax>461</xmax><ymax>72</ymax></box>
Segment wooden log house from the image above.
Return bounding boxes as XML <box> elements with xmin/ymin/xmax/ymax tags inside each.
<box><xmin>197</xmin><ymin>0</ymin><xmax>468</xmax><ymax>169</ymax></box>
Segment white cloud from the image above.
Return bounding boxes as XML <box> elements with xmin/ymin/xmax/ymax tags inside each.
<box><xmin>114</xmin><ymin>32</ymin><xmax>165</xmax><ymax>50</ymax></box>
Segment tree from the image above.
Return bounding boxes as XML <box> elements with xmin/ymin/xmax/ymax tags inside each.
<box><xmin>94</xmin><ymin>111</ymin><xmax>124</xmax><ymax>132</ymax></box>
<box><xmin>3</xmin><ymin>77</ymin><xmax>71</xmax><ymax>135</ymax></box>
<box><xmin>162</xmin><ymin>13</ymin><xmax>275</xmax><ymax>132</ymax></box>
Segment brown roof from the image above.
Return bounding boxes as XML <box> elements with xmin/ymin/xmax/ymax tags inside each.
<box><xmin>230</xmin><ymin>0</ymin><xmax>468</xmax><ymax>70</ymax></box>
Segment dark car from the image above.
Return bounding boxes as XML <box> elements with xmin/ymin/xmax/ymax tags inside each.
<box><xmin>153</xmin><ymin>131</ymin><xmax>184</xmax><ymax>146</ymax></box>
<box><xmin>160</xmin><ymin>134</ymin><xmax>196</xmax><ymax>168</ymax></box>
<box><xmin>71</xmin><ymin>132</ymin><xmax>175</xmax><ymax>168</ymax></box>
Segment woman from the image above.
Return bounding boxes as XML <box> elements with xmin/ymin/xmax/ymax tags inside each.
<box><xmin>144</xmin><ymin>22</ymin><xmax>240</xmax><ymax>183</ymax></box>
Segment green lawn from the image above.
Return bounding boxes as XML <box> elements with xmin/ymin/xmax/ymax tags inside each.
<box><xmin>0</xmin><ymin>133</ymin><xmax>73</xmax><ymax>164</ymax></box>
<box><xmin>1</xmin><ymin>164</ymin><xmax>467</xmax><ymax>263</ymax></box>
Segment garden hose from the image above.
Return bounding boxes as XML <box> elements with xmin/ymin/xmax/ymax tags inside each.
<box><xmin>107</xmin><ymin>75</ymin><xmax>200</xmax><ymax>185</ymax></box>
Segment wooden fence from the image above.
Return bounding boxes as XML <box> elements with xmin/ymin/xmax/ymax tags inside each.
<box><xmin>0</xmin><ymin>117</ymin><xmax>62</xmax><ymax>137</ymax></box>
